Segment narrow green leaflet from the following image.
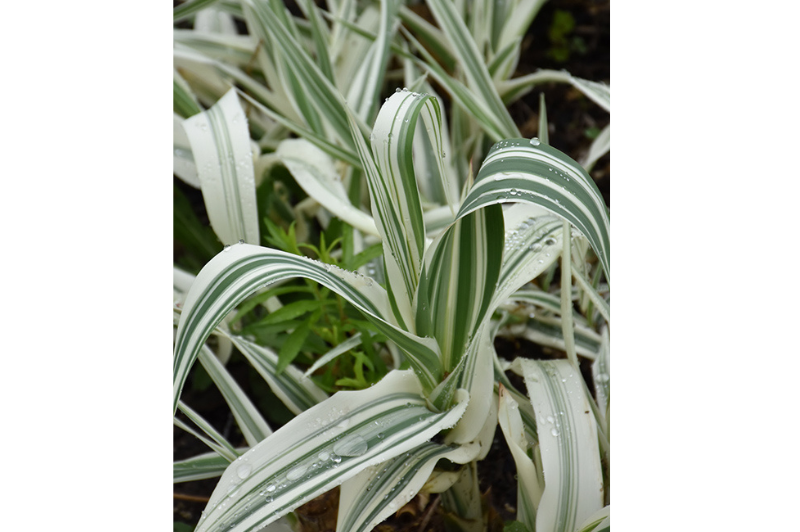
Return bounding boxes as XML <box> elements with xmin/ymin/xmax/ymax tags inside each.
<box><xmin>194</xmin><ymin>370</ymin><xmax>469</xmax><ymax>532</ymax></box>
<box><xmin>173</xmin><ymin>241</ymin><xmax>442</xmax><ymax>415</ymax></box>
<box><xmin>459</xmin><ymin>139</ymin><xmax>610</xmax><ymax>283</ymax></box>
<box><xmin>337</xmin><ymin>441</ymin><xmax>480</xmax><ymax>532</ymax></box>
<box><xmin>198</xmin><ymin>345</ymin><xmax>272</xmax><ymax>446</ymax></box>
<box><xmin>303</xmin><ymin>333</ymin><xmax>363</xmax><ymax>378</ymax></box>
<box><xmin>276</xmin><ymin>138</ymin><xmax>379</xmax><ymax>237</ymax></box>
<box><xmin>511</xmin><ymin>359</ymin><xmax>604</xmax><ymax>532</ymax></box>
<box><xmin>175</xmin><ymin>450</ymin><xmax>247</xmax><ymax>483</ymax></box>
<box><xmin>183</xmin><ymin>88</ymin><xmax>260</xmax><ymax>245</ymax></box>
<box><xmin>498</xmin><ymin>384</ymin><xmax>543</xmax><ymax>531</ymax></box>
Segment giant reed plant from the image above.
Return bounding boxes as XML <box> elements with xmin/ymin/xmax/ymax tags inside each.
<box><xmin>174</xmin><ymin>1</ymin><xmax>609</xmax><ymax>531</ymax></box>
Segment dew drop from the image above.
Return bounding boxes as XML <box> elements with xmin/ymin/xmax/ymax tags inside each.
<box><xmin>237</xmin><ymin>464</ymin><xmax>251</xmax><ymax>479</ymax></box>
<box><xmin>331</xmin><ymin>454</ymin><xmax>342</xmax><ymax>464</ymax></box>
<box><xmin>318</xmin><ymin>451</ymin><xmax>330</xmax><ymax>461</ymax></box>
<box><xmin>551</xmin><ymin>427</ymin><xmax>560</xmax><ymax>437</ymax></box>
<box><xmin>530</xmin><ymin>243</ymin><xmax>543</xmax><ymax>252</ymax></box>
<box><xmin>266</xmin><ymin>484</ymin><xmax>276</xmax><ymax>493</ymax></box>
<box><xmin>596</xmin><ymin>373</ymin><xmax>610</xmax><ymax>383</ymax></box>
<box><xmin>546</xmin><ymin>415</ymin><xmax>555</xmax><ymax>424</ymax></box>
<box><xmin>333</xmin><ymin>434</ymin><xmax>368</xmax><ymax>457</ymax></box>
<box><xmin>545</xmin><ymin>237</ymin><xmax>556</xmax><ymax>246</ymax></box>
<box><xmin>530</xmin><ymin>138</ymin><xmax>541</xmax><ymax>146</ymax></box>
<box><xmin>286</xmin><ymin>463</ymin><xmax>308</xmax><ymax>481</ymax></box>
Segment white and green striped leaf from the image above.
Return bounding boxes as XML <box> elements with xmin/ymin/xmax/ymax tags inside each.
<box><xmin>295</xmin><ymin>0</ymin><xmax>335</xmax><ymax>82</ymax></box>
<box><xmin>174</xmin><ymin>0</ymin><xmax>223</xmax><ymax>23</ymax></box>
<box><xmin>425</xmin><ymin>0</ymin><xmax>519</xmax><ymax>139</ymax></box>
<box><xmin>173</xmin><ymin>242</ymin><xmax>443</xmax><ymax>415</ymax></box>
<box><xmin>195</xmin><ymin>370</ymin><xmax>469</xmax><ymax>532</ymax></box>
<box><xmin>439</xmin><ymin>461</ymin><xmax>483</xmax><ymax>530</ymax></box>
<box><xmin>194</xmin><ymin>6</ymin><xmax>238</xmax><ymax>35</ymax></box>
<box><xmin>337</xmin><ymin>440</ymin><xmax>480</xmax><ymax>532</ymax></box>
<box><xmin>499</xmin><ymin>70</ymin><xmax>610</xmax><ymax>113</ymax></box>
<box><xmin>576</xmin><ymin>505</ymin><xmax>610</xmax><ymax>532</ymax></box>
<box><xmin>434</xmin><ymin>320</ymin><xmax>495</xmax><ymax>445</ymax></box>
<box><xmin>175</xmin><ymin>449</ymin><xmax>247</xmax><ymax>483</ymax></box>
<box><xmin>398</xmin><ymin>5</ymin><xmax>455</xmax><ymax>71</ymax></box>
<box><xmin>582</xmin><ymin>124</ymin><xmax>610</xmax><ymax>172</ymax></box>
<box><xmin>344</xmin><ymin>0</ymin><xmax>399</xmax><ymax>122</ymax></box>
<box><xmin>592</xmin><ymin>326</ymin><xmax>610</xmax><ymax>427</ymax></box>
<box><xmin>242</xmin><ymin>0</ymin><xmax>355</xmax><ymax>151</ymax></box>
<box><xmin>183</xmin><ymin>88</ymin><xmax>259</xmax><ymax>246</ymax></box>
<box><xmin>559</xmin><ymin>222</ymin><xmax>578</xmax><ymax>366</ymax></box>
<box><xmin>176</xmin><ymin>401</ymin><xmax>240</xmax><ymax>462</ymax></box>
<box><xmin>415</xmin><ymin>205</ymin><xmax>503</xmax><ymax>373</ymax></box>
<box><xmin>276</xmin><ymin>138</ymin><xmax>378</xmax><ymax>237</ymax></box>
<box><xmin>492</xmin><ymin>204</ymin><xmax>564</xmax><ymax>309</ymax></box>
<box><xmin>459</xmin><ymin>139</ymin><xmax>610</xmax><ymax>283</ymax></box>
<box><xmin>173</xmin><ymin>30</ymin><xmax>256</xmax><ymax>68</ymax></box>
<box><xmin>511</xmin><ymin>359</ymin><xmax>604</xmax><ymax>532</ymax></box>
<box><xmin>502</xmin><ymin>316</ymin><xmax>601</xmax><ymax>361</ymax></box>
<box><xmin>174</xmin><ymin>112</ymin><xmax>200</xmax><ymax>188</ymax></box>
<box><xmin>225</xmin><ymin>332</ymin><xmax>328</xmax><ymax>416</ymax></box>
<box><xmin>349</xmin><ymin>90</ymin><xmax>449</xmax><ymax>326</ymax></box>
<box><xmin>198</xmin><ymin>345</ymin><xmax>272</xmax><ymax>446</ymax></box>
<box><xmin>498</xmin><ymin>384</ymin><xmax>542</xmax><ymax>531</ymax></box>
<box><xmin>237</xmin><ymin>89</ymin><xmax>361</xmax><ymax>168</ymax></box>
<box><xmin>493</xmin><ymin>0</ymin><xmax>547</xmax><ymax>57</ymax></box>
<box><xmin>174</xmin><ymin>68</ymin><xmax>202</xmax><ymax>119</ymax></box>
<box><xmin>400</xmin><ymin>26</ymin><xmax>509</xmax><ymax>142</ymax></box>
<box><xmin>572</xmin><ymin>266</ymin><xmax>610</xmax><ymax>324</ymax></box>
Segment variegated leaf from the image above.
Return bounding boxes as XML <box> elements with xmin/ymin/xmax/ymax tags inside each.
<box><xmin>459</xmin><ymin>139</ymin><xmax>610</xmax><ymax>283</ymax></box>
<box><xmin>174</xmin><ymin>242</ymin><xmax>443</xmax><ymax>415</ymax></box>
<box><xmin>195</xmin><ymin>370</ymin><xmax>469</xmax><ymax>532</ymax></box>
<box><xmin>183</xmin><ymin>88</ymin><xmax>259</xmax><ymax>246</ymax></box>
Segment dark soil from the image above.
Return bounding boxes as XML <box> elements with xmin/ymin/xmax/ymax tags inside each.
<box><xmin>174</xmin><ymin>0</ymin><xmax>608</xmax><ymax>529</ymax></box>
